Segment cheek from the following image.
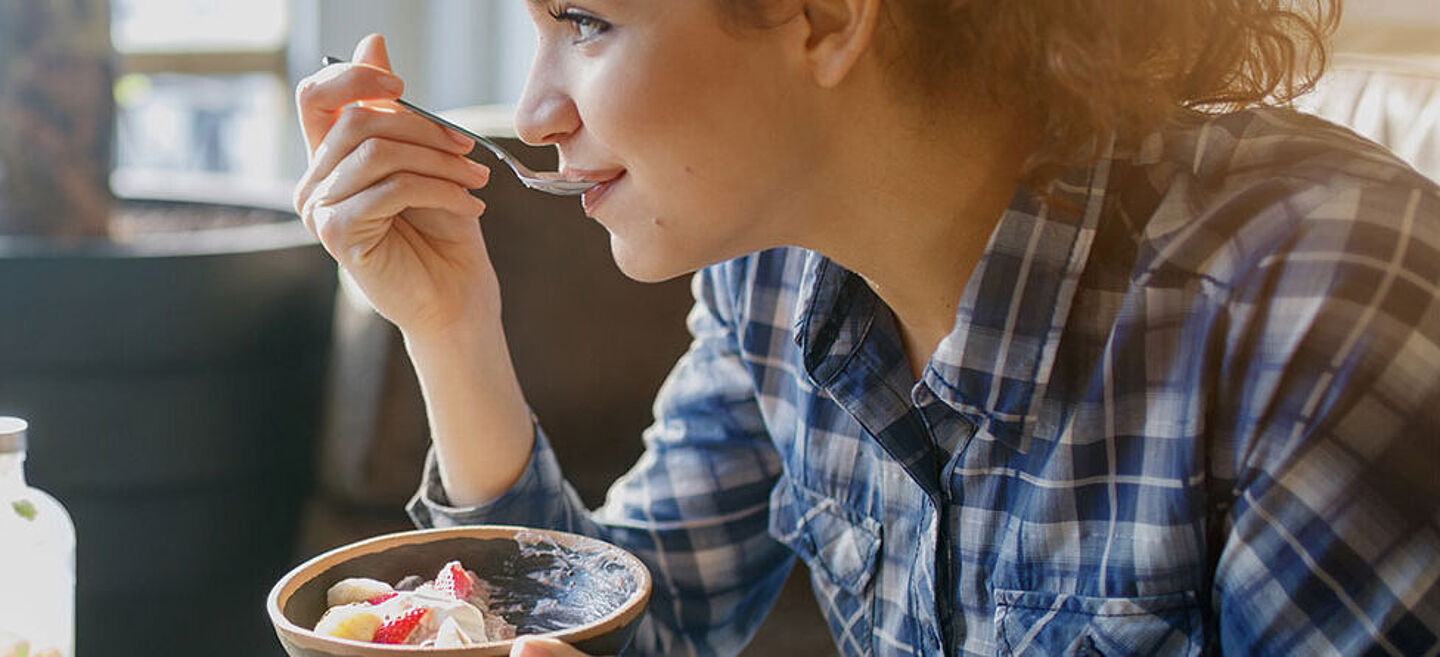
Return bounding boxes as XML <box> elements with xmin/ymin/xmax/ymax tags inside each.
<box><xmin>573</xmin><ymin>35</ymin><xmax>802</xmax><ymax>265</ymax></box>
<box><xmin>583</xmin><ymin>32</ymin><xmax>765</xmax><ymax>169</ymax></box>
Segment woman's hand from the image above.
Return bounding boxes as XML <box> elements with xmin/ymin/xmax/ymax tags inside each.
<box><xmin>294</xmin><ymin>33</ymin><xmax>499</xmax><ymax>337</ymax></box>
<box><xmin>294</xmin><ymin>34</ymin><xmax>536</xmax><ymax>507</ymax></box>
<box><xmin>510</xmin><ymin>636</ymin><xmax>608</xmax><ymax>657</ymax></box>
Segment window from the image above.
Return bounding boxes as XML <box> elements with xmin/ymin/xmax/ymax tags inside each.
<box><xmin>112</xmin><ymin>0</ymin><xmax>292</xmax><ymax>195</ymax></box>
<box><xmin>109</xmin><ymin>0</ymin><xmax>535</xmax><ymax>201</ymax></box>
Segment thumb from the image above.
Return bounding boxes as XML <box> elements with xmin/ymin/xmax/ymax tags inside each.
<box><xmin>510</xmin><ymin>636</ymin><xmax>590</xmax><ymax>657</ymax></box>
<box><xmin>352</xmin><ymin>32</ymin><xmax>393</xmax><ymax>72</ymax></box>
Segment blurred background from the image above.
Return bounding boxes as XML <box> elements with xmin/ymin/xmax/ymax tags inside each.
<box><xmin>0</xmin><ymin>1</ymin><xmax>1436</xmax><ymax>656</ymax></box>
<box><xmin>109</xmin><ymin>0</ymin><xmax>536</xmax><ymax>193</ymax></box>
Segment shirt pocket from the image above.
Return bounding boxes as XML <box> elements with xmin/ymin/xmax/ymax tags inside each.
<box><xmin>993</xmin><ymin>588</ymin><xmax>1203</xmax><ymax>657</ymax></box>
<box><xmin>769</xmin><ymin>480</ymin><xmax>882</xmax><ymax>653</ymax></box>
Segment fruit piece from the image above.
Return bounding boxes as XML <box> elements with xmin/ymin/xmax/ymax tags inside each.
<box><xmin>366</xmin><ymin>592</ymin><xmax>399</xmax><ymax>605</ymax></box>
<box><xmin>395</xmin><ymin>575</ymin><xmax>426</xmax><ymax>591</ymax></box>
<box><xmin>314</xmin><ymin>606</ymin><xmax>383</xmax><ymax>642</ymax></box>
<box><xmin>433</xmin><ymin>561</ymin><xmax>475</xmax><ymax>600</ymax></box>
<box><xmin>373</xmin><ymin>607</ymin><xmax>430</xmax><ymax>644</ymax></box>
<box><xmin>326</xmin><ymin>577</ymin><xmax>396</xmax><ymax>608</ymax></box>
<box><xmin>433</xmin><ymin>616</ymin><xmax>474</xmax><ymax>648</ymax></box>
<box><xmin>428</xmin><ymin>600</ymin><xmax>492</xmax><ymax>644</ymax></box>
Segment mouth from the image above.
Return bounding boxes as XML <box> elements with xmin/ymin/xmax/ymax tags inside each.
<box><xmin>564</xmin><ymin>168</ymin><xmax>625</xmax><ymax>216</ymax></box>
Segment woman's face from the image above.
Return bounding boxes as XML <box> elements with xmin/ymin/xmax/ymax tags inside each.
<box><xmin>516</xmin><ymin>1</ymin><xmax>819</xmax><ymax>282</ymax></box>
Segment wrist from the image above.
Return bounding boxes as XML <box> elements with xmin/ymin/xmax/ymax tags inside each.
<box><xmin>400</xmin><ymin>316</ymin><xmax>496</xmax><ymax>365</ymax></box>
<box><xmin>400</xmin><ymin>317</ymin><xmax>534</xmax><ymax>506</ymax></box>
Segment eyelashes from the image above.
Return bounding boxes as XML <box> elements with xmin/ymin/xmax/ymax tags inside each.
<box><xmin>547</xmin><ymin>3</ymin><xmax>611</xmax><ymax>42</ymax></box>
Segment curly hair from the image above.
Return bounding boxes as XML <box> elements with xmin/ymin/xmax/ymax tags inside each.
<box><xmin>725</xmin><ymin>0</ymin><xmax>1342</xmax><ymax>187</ymax></box>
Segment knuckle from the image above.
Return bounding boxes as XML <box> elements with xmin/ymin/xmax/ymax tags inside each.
<box><xmin>300</xmin><ymin>210</ymin><xmax>318</xmax><ymax>238</ymax></box>
<box><xmin>293</xmin><ymin>167</ymin><xmax>322</xmax><ymax>209</ymax></box>
<box><xmin>291</xmin><ymin>184</ymin><xmax>308</xmax><ymax>216</ymax></box>
<box><xmin>341</xmin><ymin>105</ymin><xmax>389</xmax><ymax>140</ymax></box>
<box><xmin>375</xmin><ymin>171</ymin><xmax>411</xmax><ymax>196</ymax></box>
<box><xmin>333</xmin><ymin>104</ymin><xmax>367</xmax><ymax>133</ymax></box>
<box><xmin>295</xmin><ymin>75</ymin><xmax>321</xmax><ymax>108</ymax></box>
<box><xmin>314</xmin><ymin>206</ymin><xmax>346</xmax><ymax>245</ymax></box>
<box><xmin>353</xmin><ymin>137</ymin><xmax>388</xmax><ymax>166</ymax></box>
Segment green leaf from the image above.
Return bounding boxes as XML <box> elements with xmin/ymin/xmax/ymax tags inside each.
<box><xmin>11</xmin><ymin>499</ymin><xmax>37</xmax><ymax>521</ymax></box>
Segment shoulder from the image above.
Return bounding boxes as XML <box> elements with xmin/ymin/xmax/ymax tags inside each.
<box><xmin>1149</xmin><ymin>107</ymin><xmax>1433</xmax><ymax>192</ymax></box>
<box><xmin>1107</xmin><ymin>107</ymin><xmax>1440</xmax><ymax>295</ymax></box>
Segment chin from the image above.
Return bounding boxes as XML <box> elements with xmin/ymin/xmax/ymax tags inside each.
<box><xmin>608</xmin><ymin>234</ymin><xmax>697</xmax><ymax>284</ymax></box>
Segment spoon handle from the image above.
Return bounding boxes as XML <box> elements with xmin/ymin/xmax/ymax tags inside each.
<box><xmin>319</xmin><ymin>56</ymin><xmax>522</xmax><ymax>171</ymax></box>
<box><xmin>391</xmin><ymin>99</ymin><xmax>517</xmax><ymax>167</ymax></box>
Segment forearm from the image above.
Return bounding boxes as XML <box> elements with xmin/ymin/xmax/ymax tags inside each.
<box><xmin>402</xmin><ymin>318</ymin><xmax>533</xmax><ymax>507</ymax></box>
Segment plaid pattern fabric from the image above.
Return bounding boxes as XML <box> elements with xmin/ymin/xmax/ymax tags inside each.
<box><xmin>409</xmin><ymin>108</ymin><xmax>1440</xmax><ymax>656</ymax></box>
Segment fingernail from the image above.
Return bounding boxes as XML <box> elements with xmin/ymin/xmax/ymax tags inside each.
<box><xmin>449</xmin><ymin>129</ymin><xmax>474</xmax><ymax>147</ymax></box>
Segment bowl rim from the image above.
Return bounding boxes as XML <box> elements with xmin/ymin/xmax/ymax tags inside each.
<box><xmin>267</xmin><ymin>525</ymin><xmax>653</xmax><ymax>653</ymax></box>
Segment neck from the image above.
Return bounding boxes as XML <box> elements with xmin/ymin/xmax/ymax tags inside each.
<box><xmin>795</xmin><ymin>87</ymin><xmax>1037</xmax><ymax>379</ymax></box>
<box><xmin>0</xmin><ymin>453</ymin><xmax>24</xmax><ymax>489</ymax></box>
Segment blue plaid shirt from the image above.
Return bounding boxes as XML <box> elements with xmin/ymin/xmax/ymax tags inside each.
<box><xmin>409</xmin><ymin>108</ymin><xmax>1440</xmax><ymax>656</ymax></box>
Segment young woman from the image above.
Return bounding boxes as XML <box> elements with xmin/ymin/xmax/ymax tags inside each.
<box><xmin>294</xmin><ymin>1</ymin><xmax>1440</xmax><ymax>655</ymax></box>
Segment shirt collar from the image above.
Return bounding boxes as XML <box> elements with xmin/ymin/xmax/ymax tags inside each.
<box><xmin>925</xmin><ymin>151</ymin><xmax>1113</xmax><ymax>452</ymax></box>
<box><xmin>793</xmin><ymin>148</ymin><xmax>1114</xmax><ymax>454</ymax></box>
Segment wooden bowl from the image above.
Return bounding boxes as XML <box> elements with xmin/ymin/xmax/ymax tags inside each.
<box><xmin>267</xmin><ymin>526</ymin><xmax>652</xmax><ymax>656</ymax></box>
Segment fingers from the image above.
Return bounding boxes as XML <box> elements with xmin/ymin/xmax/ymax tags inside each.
<box><xmin>294</xmin><ymin>104</ymin><xmax>481</xmax><ymax>215</ymax></box>
<box><xmin>296</xmin><ymin>66</ymin><xmax>404</xmax><ymax>153</ymax></box>
<box><xmin>322</xmin><ymin>137</ymin><xmax>489</xmax><ymax>206</ymax></box>
<box><xmin>292</xmin><ymin>32</ymin><xmax>491</xmax><ymax>267</ymax></box>
<box><xmin>295</xmin><ymin>34</ymin><xmax>405</xmax><ymax>153</ymax></box>
<box><xmin>305</xmin><ymin>174</ymin><xmax>486</xmax><ymax>263</ymax></box>
<box><xmin>353</xmin><ymin>32</ymin><xmax>392</xmax><ymax>71</ymax></box>
<box><xmin>509</xmin><ymin>636</ymin><xmax>597</xmax><ymax>657</ymax></box>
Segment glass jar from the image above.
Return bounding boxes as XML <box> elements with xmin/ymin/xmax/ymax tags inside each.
<box><xmin>0</xmin><ymin>417</ymin><xmax>76</xmax><ymax>657</ymax></box>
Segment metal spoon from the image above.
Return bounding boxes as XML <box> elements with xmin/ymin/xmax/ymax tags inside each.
<box><xmin>321</xmin><ymin>56</ymin><xmax>595</xmax><ymax>196</ymax></box>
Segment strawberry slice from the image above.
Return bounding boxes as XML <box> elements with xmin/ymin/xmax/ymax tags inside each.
<box><xmin>373</xmin><ymin>608</ymin><xmax>430</xmax><ymax>644</ymax></box>
<box><xmin>433</xmin><ymin>560</ymin><xmax>475</xmax><ymax>600</ymax></box>
<box><xmin>365</xmin><ymin>592</ymin><xmax>399</xmax><ymax>605</ymax></box>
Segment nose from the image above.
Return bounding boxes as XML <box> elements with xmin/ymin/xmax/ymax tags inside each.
<box><xmin>513</xmin><ymin>51</ymin><xmax>581</xmax><ymax>147</ymax></box>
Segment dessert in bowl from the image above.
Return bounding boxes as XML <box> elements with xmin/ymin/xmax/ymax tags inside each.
<box><xmin>268</xmin><ymin>526</ymin><xmax>652</xmax><ymax>656</ymax></box>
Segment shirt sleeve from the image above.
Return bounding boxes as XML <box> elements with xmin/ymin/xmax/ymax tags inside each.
<box><xmin>1212</xmin><ymin>180</ymin><xmax>1440</xmax><ymax>654</ymax></box>
<box><xmin>407</xmin><ymin>264</ymin><xmax>794</xmax><ymax>657</ymax></box>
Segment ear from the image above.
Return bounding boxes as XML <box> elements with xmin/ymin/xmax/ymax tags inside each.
<box><xmin>800</xmin><ymin>0</ymin><xmax>882</xmax><ymax>88</ymax></box>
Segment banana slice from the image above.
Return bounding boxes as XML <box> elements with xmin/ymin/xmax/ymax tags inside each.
<box><xmin>326</xmin><ymin>577</ymin><xmax>396</xmax><ymax>607</ymax></box>
<box><xmin>315</xmin><ymin>605</ymin><xmax>384</xmax><ymax>641</ymax></box>
<box><xmin>433</xmin><ymin>616</ymin><xmax>474</xmax><ymax>648</ymax></box>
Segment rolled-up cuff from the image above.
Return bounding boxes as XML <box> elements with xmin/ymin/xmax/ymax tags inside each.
<box><xmin>406</xmin><ymin>422</ymin><xmax>569</xmax><ymax>529</ymax></box>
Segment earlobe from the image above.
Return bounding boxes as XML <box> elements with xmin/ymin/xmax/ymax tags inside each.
<box><xmin>801</xmin><ymin>0</ymin><xmax>881</xmax><ymax>88</ymax></box>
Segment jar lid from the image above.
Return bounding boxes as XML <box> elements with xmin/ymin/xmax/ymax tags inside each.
<box><xmin>0</xmin><ymin>417</ymin><xmax>27</xmax><ymax>452</ymax></box>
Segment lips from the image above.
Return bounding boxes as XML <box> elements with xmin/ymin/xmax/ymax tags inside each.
<box><xmin>568</xmin><ymin>169</ymin><xmax>624</xmax><ymax>217</ymax></box>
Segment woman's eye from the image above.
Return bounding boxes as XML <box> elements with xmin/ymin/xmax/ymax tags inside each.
<box><xmin>549</xmin><ymin>7</ymin><xmax>610</xmax><ymax>42</ymax></box>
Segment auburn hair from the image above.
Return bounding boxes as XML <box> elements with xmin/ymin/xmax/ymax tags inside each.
<box><xmin>727</xmin><ymin>0</ymin><xmax>1342</xmax><ymax>187</ymax></box>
